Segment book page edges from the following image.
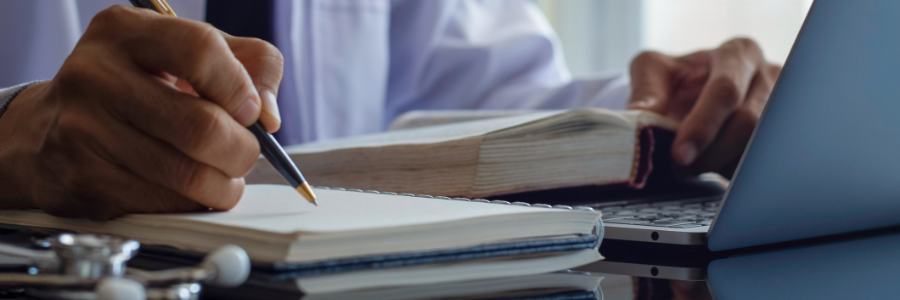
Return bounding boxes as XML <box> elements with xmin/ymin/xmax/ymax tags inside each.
<box><xmin>248</xmin><ymin>136</ymin><xmax>484</xmax><ymax>196</ymax></box>
<box><xmin>468</xmin><ymin>111</ymin><xmax>677</xmax><ymax>198</ymax></box>
<box><xmin>246</xmin><ymin>109</ymin><xmax>679</xmax><ymax>197</ymax></box>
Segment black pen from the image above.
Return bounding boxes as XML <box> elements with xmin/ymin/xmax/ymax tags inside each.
<box><xmin>129</xmin><ymin>0</ymin><xmax>318</xmax><ymax>205</ymax></box>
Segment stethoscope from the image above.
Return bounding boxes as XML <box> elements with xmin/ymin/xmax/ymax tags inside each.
<box><xmin>0</xmin><ymin>233</ymin><xmax>250</xmax><ymax>300</ymax></box>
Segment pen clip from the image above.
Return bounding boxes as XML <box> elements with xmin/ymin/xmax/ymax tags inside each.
<box><xmin>128</xmin><ymin>0</ymin><xmax>177</xmax><ymax>17</ymax></box>
<box><xmin>153</xmin><ymin>0</ymin><xmax>177</xmax><ymax>17</ymax></box>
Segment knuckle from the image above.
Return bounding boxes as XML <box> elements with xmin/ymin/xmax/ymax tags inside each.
<box><xmin>235</xmin><ymin>140</ymin><xmax>261</xmax><ymax>178</ymax></box>
<box><xmin>632</xmin><ymin>51</ymin><xmax>665</xmax><ymax>67</ymax></box>
<box><xmin>192</xmin><ymin>23</ymin><xmax>224</xmax><ymax>50</ymax></box>
<box><xmin>177</xmin><ymin>105</ymin><xmax>227</xmax><ymax>154</ymax></box>
<box><xmin>731</xmin><ymin>37</ymin><xmax>759</xmax><ymax>50</ymax></box>
<box><xmin>177</xmin><ymin>161</ymin><xmax>211</xmax><ymax>200</ymax></box>
<box><xmin>722</xmin><ymin>37</ymin><xmax>763</xmax><ymax>60</ymax></box>
<box><xmin>86</xmin><ymin>5</ymin><xmax>136</xmax><ymax>40</ymax></box>
<box><xmin>219</xmin><ymin>178</ymin><xmax>245</xmax><ymax>210</ymax></box>
<box><xmin>220</xmin><ymin>80</ymin><xmax>253</xmax><ymax>113</ymax></box>
<box><xmin>215</xmin><ymin>131</ymin><xmax>259</xmax><ymax>178</ymax></box>
<box><xmin>630</xmin><ymin>51</ymin><xmax>674</xmax><ymax>78</ymax></box>
<box><xmin>709</xmin><ymin>76</ymin><xmax>743</xmax><ymax>106</ymax></box>
<box><xmin>91</xmin><ymin>5</ymin><xmax>127</xmax><ymax>27</ymax></box>
<box><xmin>717</xmin><ymin>41</ymin><xmax>741</xmax><ymax>56</ymax></box>
<box><xmin>170</xmin><ymin>155</ymin><xmax>202</xmax><ymax>194</ymax></box>
<box><xmin>183</xmin><ymin>24</ymin><xmax>225</xmax><ymax>73</ymax></box>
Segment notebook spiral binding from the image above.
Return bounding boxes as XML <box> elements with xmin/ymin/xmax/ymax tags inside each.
<box><xmin>313</xmin><ymin>186</ymin><xmax>605</xmax><ymax>248</ymax></box>
<box><xmin>312</xmin><ymin>186</ymin><xmax>595</xmax><ymax>211</ymax></box>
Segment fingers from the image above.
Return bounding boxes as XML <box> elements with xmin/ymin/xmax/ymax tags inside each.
<box><xmin>90</xmin><ymin>110</ymin><xmax>245</xmax><ymax>210</ymax></box>
<box><xmin>86</xmin><ymin>5</ymin><xmax>261</xmax><ymax>126</ymax></box>
<box><xmin>665</xmin><ymin>51</ymin><xmax>712</xmax><ymax>120</ymax></box>
<box><xmin>105</xmin><ymin>72</ymin><xmax>261</xmax><ymax>179</ymax></box>
<box><xmin>55</xmin><ymin>24</ymin><xmax>259</xmax><ymax>193</ymax></box>
<box><xmin>23</xmin><ymin>5</ymin><xmax>270</xmax><ymax>218</ymax></box>
<box><xmin>628</xmin><ymin>51</ymin><xmax>676</xmax><ymax>114</ymax></box>
<box><xmin>689</xmin><ymin>63</ymin><xmax>779</xmax><ymax>177</ymax></box>
<box><xmin>224</xmin><ymin>35</ymin><xmax>285</xmax><ymax>133</ymax></box>
<box><xmin>73</xmin><ymin>49</ymin><xmax>260</xmax><ymax>179</ymax></box>
<box><xmin>45</xmin><ymin>162</ymin><xmax>209</xmax><ymax>221</ymax></box>
<box><xmin>672</xmin><ymin>38</ymin><xmax>764</xmax><ymax>165</ymax></box>
<box><xmin>31</xmin><ymin>122</ymin><xmax>207</xmax><ymax>220</ymax></box>
<box><xmin>688</xmin><ymin>107</ymin><xmax>759</xmax><ymax>176</ymax></box>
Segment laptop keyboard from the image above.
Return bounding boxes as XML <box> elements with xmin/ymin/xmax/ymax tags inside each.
<box><xmin>599</xmin><ymin>198</ymin><xmax>721</xmax><ymax>229</ymax></box>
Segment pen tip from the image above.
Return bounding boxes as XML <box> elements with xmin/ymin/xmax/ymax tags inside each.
<box><xmin>297</xmin><ymin>182</ymin><xmax>318</xmax><ymax>206</ymax></box>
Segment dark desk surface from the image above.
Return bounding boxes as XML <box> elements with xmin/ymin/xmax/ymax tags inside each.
<box><xmin>594</xmin><ymin>229</ymin><xmax>900</xmax><ymax>300</ymax></box>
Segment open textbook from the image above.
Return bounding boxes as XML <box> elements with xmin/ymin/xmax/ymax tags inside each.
<box><xmin>249</xmin><ymin>108</ymin><xmax>679</xmax><ymax>197</ymax></box>
<box><xmin>0</xmin><ymin>185</ymin><xmax>603</xmax><ymax>293</ymax></box>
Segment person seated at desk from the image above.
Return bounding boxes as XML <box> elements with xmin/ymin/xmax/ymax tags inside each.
<box><xmin>0</xmin><ymin>1</ymin><xmax>780</xmax><ymax>219</ymax></box>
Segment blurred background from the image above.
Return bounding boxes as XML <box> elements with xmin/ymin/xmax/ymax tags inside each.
<box><xmin>537</xmin><ymin>0</ymin><xmax>814</xmax><ymax>75</ymax></box>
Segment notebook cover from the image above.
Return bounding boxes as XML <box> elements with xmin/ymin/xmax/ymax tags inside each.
<box><xmin>130</xmin><ymin>234</ymin><xmax>599</xmax><ymax>280</ymax></box>
<box><xmin>629</xmin><ymin>126</ymin><xmax>676</xmax><ymax>189</ymax></box>
<box><xmin>0</xmin><ymin>219</ymin><xmax>603</xmax><ymax>299</ymax></box>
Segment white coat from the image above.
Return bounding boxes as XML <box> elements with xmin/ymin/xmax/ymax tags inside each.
<box><xmin>0</xmin><ymin>0</ymin><xmax>630</xmax><ymax>145</ymax></box>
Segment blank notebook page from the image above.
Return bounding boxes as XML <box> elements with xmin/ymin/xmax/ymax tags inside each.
<box><xmin>128</xmin><ymin>185</ymin><xmax>562</xmax><ymax>234</ymax></box>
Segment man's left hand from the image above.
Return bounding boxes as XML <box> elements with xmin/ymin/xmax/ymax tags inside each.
<box><xmin>628</xmin><ymin>38</ymin><xmax>782</xmax><ymax>178</ymax></box>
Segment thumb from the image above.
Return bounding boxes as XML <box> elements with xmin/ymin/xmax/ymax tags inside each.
<box><xmin>628</xmin><ymin>51</ymin><xmax>675</xmax><ymax>114</ymax></box>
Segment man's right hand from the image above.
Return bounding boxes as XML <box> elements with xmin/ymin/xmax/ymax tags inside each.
<box><xmin>0</xmin><ymin>5</ymin><xmax>284</xmax><ymax>220</ymax></box>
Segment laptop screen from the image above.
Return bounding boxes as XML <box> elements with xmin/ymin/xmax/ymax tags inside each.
<box><xmin>709</xmin><ymin>0</ymin><xmax>900</xmax><ymax>251</ymax></box>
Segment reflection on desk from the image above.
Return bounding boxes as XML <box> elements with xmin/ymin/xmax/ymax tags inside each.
<box><xmin>708</xmin><ymin>230</ymin><xmax>900</xmax><ymax>299</ymax></box>
<box><xmin>594</xmin><ymin>230</ymin><xmax>900</xmax><ymax>300</ymax></box>
<box><xmin>294</xmin><ymin>271</ymin><xmax>603</xmax><ymax>300</ymax></box>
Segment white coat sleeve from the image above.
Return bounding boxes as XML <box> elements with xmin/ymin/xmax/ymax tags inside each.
<box><xmin>385</xmin><ymin>0</ymin><xmax>631</xmax><ymax>123</ymax></box>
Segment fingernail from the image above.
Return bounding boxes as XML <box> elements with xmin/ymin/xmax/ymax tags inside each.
<box><xmin>259</xmin><ymin>91</ymin><xmax>282</xmax><ymax>132</ymax></box>
<box><xmin>263</xmin><ymin>91</ymin><xmax>281</xmax><ymax>123</ymax></box>
<box><xmin>234</xmin><ymin>97</ymin><xmax>260</xmax><ymax>125</ymax></box>
<box><xmin>675</xmin><ymin>143</ymin><xmax>697</xmax><ymax>165</ymax></box>
<box><xmin>630</xmin><ymin>98</ymin><xmax>656</xmax><ymax>109</ymax></box>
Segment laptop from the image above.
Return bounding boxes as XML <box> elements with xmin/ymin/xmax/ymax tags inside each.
<box><xmin>596</xmin><ymin>0</ymin><xmax>900</xmax><ymax>252</ymax></box>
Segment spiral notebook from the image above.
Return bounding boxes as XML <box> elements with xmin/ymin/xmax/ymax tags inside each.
<box><xmin>0</xmin><ymin>185</ymin><xmax>604</xmax><ymax>293</ymax></box>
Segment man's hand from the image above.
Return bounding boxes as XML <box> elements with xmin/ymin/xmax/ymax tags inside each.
<box><xmin>0</xmin><ymin>5</ymin><xmax>284</xmax><ymax>220</ymax></box>
<box><xmin>628</xmin><ymin>38</ymin><xmax>782</xmax><ymax>178</ymax></box>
